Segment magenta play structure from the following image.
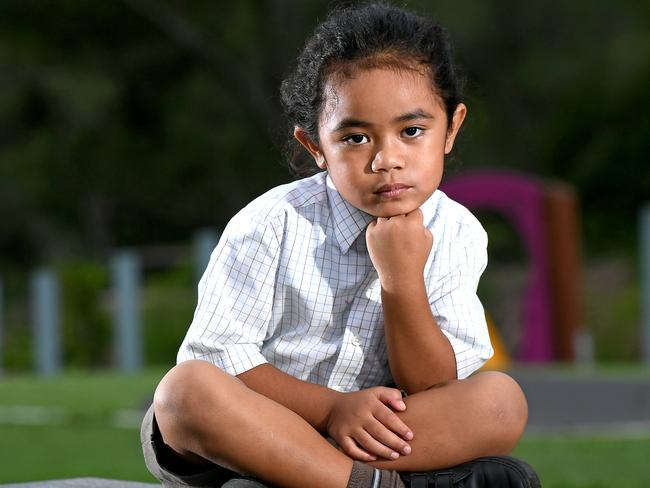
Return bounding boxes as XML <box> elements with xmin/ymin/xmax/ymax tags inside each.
<box><xmin>441</xmin><ymin>171</ymin><xmax>582</xmax><ymax>363</ymax></box>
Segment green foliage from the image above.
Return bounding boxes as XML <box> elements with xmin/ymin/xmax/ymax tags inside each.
<box><xmin>2</xmin><ymin>271</ymin><xmax>32</xmax><ymax>371</ymax></box>
<box><xmin>58</xmin><ymin>261</ymin><xmax>111</xmax><ymax>368</ymax></box>
<box><xmin>142</xmin><ymin>263</ymin><xmax>195</xmax><ymax>366</ymax></box>
<box><xmin>585</xmin><ymin>258</ymin><xmax>641</xmax><ymax>361</ymax></box>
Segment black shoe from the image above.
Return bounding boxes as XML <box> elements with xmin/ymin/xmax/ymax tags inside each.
<box><xmin>399</xmin><ymin>456</ymin><xmax>541</xmax><ymax>487</ymax></box>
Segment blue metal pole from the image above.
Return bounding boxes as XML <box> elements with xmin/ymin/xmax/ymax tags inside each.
<box><xmin>30</xmin><ymin>268</ymin><xmax>62</xmax><ymax>376</ymax></box>
<box><xmin>111</xmin><ymin>250</ymin><xmax>142</xmax><ymax>373</ymax></box>
<box><xmin>193</xmin><ymin>228</ymin><xmax>220</xmax><ymax>286</ymax></box>
<box><xmin>640</xmin><ymin>204</ymin><xmax>650</xmax><ymax>365</ymax></box>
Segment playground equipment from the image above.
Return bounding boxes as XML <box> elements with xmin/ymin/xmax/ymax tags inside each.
<box><xmin>482</xmin><ymin>313</ymin><xmax>511</xmax><ymax>370</ymax></box>
<box><xmin>0</xmin><ymin>171</ymin><xmax>589</xmax><ymax>373</ymax></box>
<box><xmin>441</xmin><ymin>171</ymin><xmax>584</xmax><ymax>363</ymax></box>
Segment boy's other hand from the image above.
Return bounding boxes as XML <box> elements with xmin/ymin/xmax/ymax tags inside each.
<box><xmin>366</xmin><ymin>208</ymin><xmax>433</xmax><ymax>293</ymax></box>
<box><xmin>326</xmin><ymin>387</ymin><xmax>413</xmax><ymax>462</ymax></box>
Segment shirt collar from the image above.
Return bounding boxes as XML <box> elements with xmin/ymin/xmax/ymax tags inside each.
<box><xmin>326</xmin><ymin>173</ymin><xmax>441</xmax><ymax>253</ymax></box>
<box><xmin>326</xmin><ymin>175</ymin><xmax>374</xmax><ymax>253</ymax></box>
<box><xmin>419</xmin><ymin>188</ymin><xmax>440</xmax><ymax>228</ymax></box>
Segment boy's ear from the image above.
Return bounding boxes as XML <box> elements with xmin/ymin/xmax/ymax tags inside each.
<box><xmin>294</xmin><ymin>127</ymin><xmax>327</xmax><ymax>169</ymax></box>
<box><xmin>444</xmin><ymin>103</ymin><xmax>467</xmax><ymax>155</ymax></box>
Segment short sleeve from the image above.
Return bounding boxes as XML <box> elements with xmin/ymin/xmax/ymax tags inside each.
<box><xmin>428</xmin><ymin>226</ymin><xmax>493</xmax><ymax>379</ymax></box>
<box><xmin>177</xmin><ymin>212</ymin><xmax>283</xmax><ymax>376</ymax></box>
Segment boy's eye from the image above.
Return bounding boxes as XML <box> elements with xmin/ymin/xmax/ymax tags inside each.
<box><xmin>403</xmin><ymin>127</ymin><xmax>423</xmax><ymax>138</ymax></box>
<box><xmin>342</xmin><ymin>134</ymin><xmax>368</xmax><ymax>145</ymax></box>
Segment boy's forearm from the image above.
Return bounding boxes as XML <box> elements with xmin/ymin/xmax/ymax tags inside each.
<box><xmin>381</xmin><ymin>279</ymin><xmax>457</xmax><ymax>394</ymax></box>
<box><xmin>237</xmin><ymin>363</ymin><xmax>341</xmax><ymax>432</ymax></box>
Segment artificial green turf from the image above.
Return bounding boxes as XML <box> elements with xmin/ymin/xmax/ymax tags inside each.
<box><xmin>1</xmin><ymin>369</ymin><xmax>650</xmax><ymax>486</ymax></box>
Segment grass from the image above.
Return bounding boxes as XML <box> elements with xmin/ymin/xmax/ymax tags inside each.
<box><xmin>513</xmin><ymin>436</ymin><xmax>650</xmax><ymax>488</ymax></box>
<box><xmin>0</xmin><ymin>368</ymin><xmax>165</xmax><ymax>483</ymax></box>
<box><xmin>1</xmin><ymin>368</ymin><xmax>649</xmax><ymax>486</ymax></box>
<box><xmin>0</xmin><ymin>424</ymin><xmax>153</xmax><ymax>482</ymax></box>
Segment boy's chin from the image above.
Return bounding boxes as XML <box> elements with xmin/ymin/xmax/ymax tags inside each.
<box><xmin>372</xmin><ymin>206</ymin><xmax>420</xmax><ymax>218</ymax></box>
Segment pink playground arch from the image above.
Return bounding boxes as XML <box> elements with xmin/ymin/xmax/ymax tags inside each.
<box><xmin>441</xmin><ymin>171</ymin><xmax>553</xmax><ymax>362</ymax></box>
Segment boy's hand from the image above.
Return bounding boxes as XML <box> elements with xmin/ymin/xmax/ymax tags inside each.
<box><xmin>366</xmin><ymin>208</ymin><xmax>433</xmax><ymax>293</ymax></box>
<box><xmin>326</xmin><ymin>387</ymin><xmax>413</xmax><ymax>462</ymax></box>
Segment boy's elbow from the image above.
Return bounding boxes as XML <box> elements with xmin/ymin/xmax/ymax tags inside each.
<box><xmin>399</xmin><ymin>369</ymin><xmax>457</xmax><ymax>395</ymax></box>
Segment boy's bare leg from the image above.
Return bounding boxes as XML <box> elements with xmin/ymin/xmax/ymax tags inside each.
<box><xmin>153</xmin><ymin>359</ymin><xmax>354</xmax><ymax>488</ymax></box>
<box><xmin>154</xmin><ymin>361</ymin><xmax>526</xmax><ymax>486</ymax></box>
<box><xmin>371</xmin><ymin>371</ymin><xmax>528</xmax><ymax>472</ymax></box>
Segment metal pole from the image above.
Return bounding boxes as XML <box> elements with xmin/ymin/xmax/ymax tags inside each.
<box><xmin>111</xmin><ymin>250</ymin><xmax>142</xmax><ymax>373</ymax></box>
<box><xmin>30</xmin><ymin>268</ymin><xmax>62</xmax><ymax>376</ymax></box>
<box><xmin>0</xmin><ymin>276</ymin><xmax>4</xmax><ymax>376</ymax></box>
<box><xmin>640</xmin><ymin>204</ymin><xmax>650</xmax><ymax>365</ymax></box>
<box><xmin>193</xmin><ymin>228</ymin><xmax>220</xmax><ymax>286</ymax></box>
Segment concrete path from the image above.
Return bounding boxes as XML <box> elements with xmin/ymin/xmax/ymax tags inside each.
<box><xmin>511</xmin><ymin>368</ymin><xmax>650</xmax><ymax>435</ymax></box>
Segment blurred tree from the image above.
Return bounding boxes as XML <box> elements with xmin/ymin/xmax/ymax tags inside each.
<box><xmin>0</xmin><ymin>0</ymin><xmax>648</xmax><ymax>268</ymax></box>
<box><xmin>0</xmin><ymin>0</ymin><xmax>327</xmax><ymax>266</ymax></box>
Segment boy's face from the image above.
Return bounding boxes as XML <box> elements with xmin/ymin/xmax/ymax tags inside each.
<box><xmin>295</xmin><ymin>67</ymin><xmax>466</xmax><ymax>218</ymax></box>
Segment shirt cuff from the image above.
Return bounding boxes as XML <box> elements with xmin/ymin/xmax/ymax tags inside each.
<box><xmin>443</xmin><ymin>332</ymin><xmax>494</xmax><ymax>379</ymax></box>
<box><xmin>180</xmin><ymin>343</ymin><xmax>268</xmax><ymax>376</ymax></box>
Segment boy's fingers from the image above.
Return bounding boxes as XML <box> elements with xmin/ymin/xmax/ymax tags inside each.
<box><xmin>375</xmin><ymin>404</ymin><xmax>414</xmax><ymax>441</ymax></box>
<box><xmin>387</xmin><ymin>397</ymin><xmax>406</xmax><ymax>411</ymax></box>
<box><xmin>354</xmin><ymin>429</ymin><xmax>401</xmax><ymax>461</ymax></box>
<box><xmin>339</xmin><ymin>437</ymin><xmax>377</xmax><ymax>462</ymax></box>
<box><xmin>377</xmin><ymin>388</ymin><xmax>406</xmax><ymax>411</ymax></box>
<box><xmin>366</xmin><ymin>418</ymin><xmax>412</xmax><ymax>456</ymax></box>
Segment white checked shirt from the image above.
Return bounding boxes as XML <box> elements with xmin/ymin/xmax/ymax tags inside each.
<box><xmin>178</xmin><ymin>172</ymin><xmax>493</xmax><ymax>390</ymax></box>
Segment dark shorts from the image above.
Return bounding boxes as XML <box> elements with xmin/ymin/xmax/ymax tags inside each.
<box><xmin>140</xmin><ymin>404</ymin><xmax>268</xmax><ymax>487</ymax></box>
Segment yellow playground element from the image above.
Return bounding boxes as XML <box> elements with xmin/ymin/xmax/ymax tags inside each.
<box><xmin>481</xmin><ymin>313</ymin><xmax>511</xmax><ymax>370</ymax></box>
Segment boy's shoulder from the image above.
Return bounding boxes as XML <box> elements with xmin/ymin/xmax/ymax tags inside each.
<box><xmin>432</xmin><ymin>190</ymin><xmax>487</xmax><ymax>247</ymax></box>
<box><xmin>229</xmin><ymin>172</ymin><xmax>328</xmax><ymax>227</ymax></box>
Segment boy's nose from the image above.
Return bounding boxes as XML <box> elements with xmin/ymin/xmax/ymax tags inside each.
<box><xmin>370</xmin><ymin>146</ymin><xmax>405</xmax><ymax>173</ymax></box>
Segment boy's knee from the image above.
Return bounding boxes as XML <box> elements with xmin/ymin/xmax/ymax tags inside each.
<box><xmin>154</xmin><ymin>360</ymin><xmax>228</xmax><ymax>437</ymax></box>
<box><xmin>479</xmin><ymin>371</ymin><xmax>528</xmax><ymax>448</ymax></box>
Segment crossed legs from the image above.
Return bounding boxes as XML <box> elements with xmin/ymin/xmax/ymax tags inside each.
<box><xmin>153</xmin><ymin>360</ymin><xmax>527</xmax><ymax>488</ymax></box>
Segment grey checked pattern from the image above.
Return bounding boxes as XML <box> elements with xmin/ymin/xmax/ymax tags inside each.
<box><xmin>177</xmin><ymin>172</ymin><xmax>493</xmax><ymax>389</ymax></box>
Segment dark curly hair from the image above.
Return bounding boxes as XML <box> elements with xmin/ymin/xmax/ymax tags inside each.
<box><xmin>280</xmin><ymin>2</ymin><xmax>464</xmax><ymax>177</ymax></box>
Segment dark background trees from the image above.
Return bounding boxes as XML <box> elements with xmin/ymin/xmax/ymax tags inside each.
<box><xmin>1</xmin><ymin>0</ymin><xmax>648</xmax><ymax>267</ymax></box>
<box><xmin>1</xmin><ymin>1</ymin><xmax>649</xmax><ymax>367</ymax></box>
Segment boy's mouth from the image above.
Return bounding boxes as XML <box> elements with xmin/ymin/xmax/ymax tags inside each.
<box><xmin>374</xmin><ymin>183</ymin><xmax>411</xmax><ymax>198</ymax></box>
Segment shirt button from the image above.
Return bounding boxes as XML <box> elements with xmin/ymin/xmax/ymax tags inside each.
<box><xmin>352</xmin><ymin>336</ymin><xmax>361</xmax><ymax>346</ymax></box>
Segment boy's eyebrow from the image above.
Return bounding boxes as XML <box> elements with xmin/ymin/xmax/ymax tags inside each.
<box><xmin>394</xmin><ymin>109</ymin><xmax>435</xmax><ymax>123</ymax></box>
<box><xmin>331</xmin><ymin>109</ymin><xmax>435</xmax><ymax>132</ymax></box>
<box><xmin>331</xmin><ymin>118</ymin><xmax>372</xmax><ymax>133</ymax></box>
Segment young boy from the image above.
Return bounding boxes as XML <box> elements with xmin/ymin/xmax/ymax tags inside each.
<box><xmin>141</xmin><ymin>4</ymin><xmax>539</xmax><ymax>488</ymax></box>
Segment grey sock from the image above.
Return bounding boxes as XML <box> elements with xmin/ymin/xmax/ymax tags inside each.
<box><xmin>346</xmin><ymin>461</ymin><xmax>405</xmax><ymax>488</ymax></box>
